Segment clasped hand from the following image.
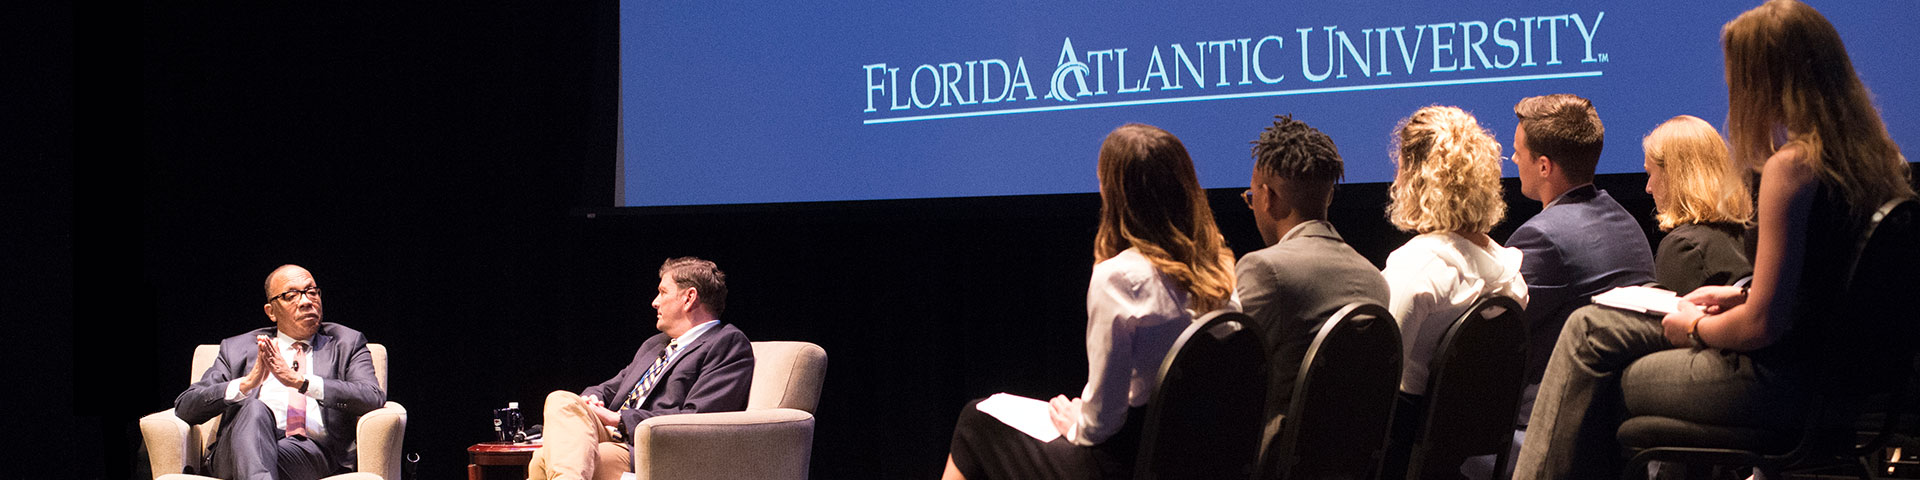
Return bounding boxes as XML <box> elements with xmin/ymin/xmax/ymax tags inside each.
<box><xmin>579</xmin><ymin>394</ymin><xmax>622</xmax><ymax>427</ymax></box>
<box><xmin>1661</xmin><ymin>285</ymin><xmax>1748</xmax><ymax>347</ymax></box>
<box><xmin>237</xmin><ymin>335</ymin><xmax>306</xmax><ymax>393</ymax></box>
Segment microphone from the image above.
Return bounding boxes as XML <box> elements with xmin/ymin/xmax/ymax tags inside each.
<box><xmin>292</xmin><ymin>360</ymin><xmax>300</xmax><ymax>371</ymax></box>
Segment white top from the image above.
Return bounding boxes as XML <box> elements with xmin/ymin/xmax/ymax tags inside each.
<box><xmin>224</xmin><ymin>329</ymin><xmax>330</xmax><ymax>442</ymax></box>
<box><xmin>1382</xmin><ymin>232</ymin><xmax>1529</xmax><ymax>395</ymax></box>
<box><xmin>672</xmin><ymin>319</ymin><xmax>721</xmax><ymax>348</ymax></box>
<box><xmin>1071</xmin><ymin>248</ymin><xmax>1194</xmax><ymax>446</ymax></box>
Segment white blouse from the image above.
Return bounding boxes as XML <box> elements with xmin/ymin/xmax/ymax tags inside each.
<box><xmin>1071</xmin><ymin>248</ymin><xmax>1194</xmax><ymax>446</ymax></box>
<box><xmin>1381</xmin><ymin>232</ymin><xmax>1529</xmax><ymax>395</ymax></box>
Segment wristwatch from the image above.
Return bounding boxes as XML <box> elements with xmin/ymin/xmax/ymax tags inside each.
<box><xmin>298</xmin><ymin>379</ymin><xmax>311</xmax><ymax>394</ymax></box>
<box><xmin>1688</xmin><ymin>317</ymin><xmax>1709</xmax><ymax>349</ymax></box>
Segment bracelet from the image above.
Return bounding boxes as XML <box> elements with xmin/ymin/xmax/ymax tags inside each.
<box><xmin>1688</xmin><ymin>316</ymin><xmax>1709</xmax><ymax>349</ymax></box>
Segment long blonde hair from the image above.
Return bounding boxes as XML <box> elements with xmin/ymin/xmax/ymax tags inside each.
<box><xmin>1643</xmin><ymin>115</ymin><xmax>1754</xmax><ymax>230</ymax></box>
<box><xmin>1387</xmin><ymin>106</ymin><xmax>1508</xmax><ymax>234</ymax></box>
<box><xmin>1723</xmin><ymin>0</ymin><xmax>1913</xmax><ymax>215</ymax></box>
<box><xmin>1094</xmin><ymin>124</ymin><xmax>1236</xmax><ymax>312</ymax></box>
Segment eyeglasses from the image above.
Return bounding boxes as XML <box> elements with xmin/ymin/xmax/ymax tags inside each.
<box><xmin>271</xmin><ymin>287</ymin><xmax>323</xmax><ymax>302</ymax></box>
<box><xmin>1241</xmin><ymin>189</ymin><xmax>1256</xmax><ymax>208</ymax></box>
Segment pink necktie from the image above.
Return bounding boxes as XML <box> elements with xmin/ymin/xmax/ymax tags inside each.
<box><xmin>286</xmin><ymin>342</ymin><xmax>310</xmax><ymax>436</ymax></box>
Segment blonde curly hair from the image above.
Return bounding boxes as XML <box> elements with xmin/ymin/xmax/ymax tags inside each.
<box><xmin>1387</xmin><ymin>106</ymin><xmax>1508</xmax><ymax>234</ymax></box>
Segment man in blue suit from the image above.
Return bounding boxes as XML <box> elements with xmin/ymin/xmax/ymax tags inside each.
<box><xmin>1506</xmin><ymin>94</ymin><xmax>1655</xmax><ymax>421</ymax></box>
<box><xmin>528</xmin><ymin>257</ymin><xmax>755</xmax><ymax>480</ymax></box>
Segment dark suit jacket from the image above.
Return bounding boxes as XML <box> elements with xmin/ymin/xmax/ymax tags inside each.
<box><xmin>1653</xmin><ymin>222</ymin><xmax>1752</xmax><ymax>294</ymax></box>
<box><xmin>582</xmin><ymin>322</ymin><xmax>755</xmax><ymax>441</ymax></box>
<box><xmin>1507</xmin><ymin>185</ymin><xmax>1655</xmax><ymax>383</ymax></box>
<box><xmin>1235</xmin><ymin>221</ymin><xmax>1392</xmax><ymax>416</ymax></box>
<box><xmin>174</xmin><ymin>322</ymin><xmax>387</xmax><ymax>474</ymax></box>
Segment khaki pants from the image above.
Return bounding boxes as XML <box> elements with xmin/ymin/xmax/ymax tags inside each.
<box><xmin>527</xmin><ymin>390</ymin><xmax>632</xmax><ymax>480</ymax></box>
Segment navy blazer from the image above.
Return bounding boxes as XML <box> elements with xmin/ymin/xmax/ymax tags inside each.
<box><xmin>174</xmin><ymin>323</ymin><xmax>387</xmax><ymax>474</ymax></box>
<box><xmin>1508</xmin><ymin>185</ymin><xmax>1655</xmax><ymax>383</ymax></box>
<box><xmin>583</xmin><ymin>322</ymin><xmax>755</xmax><ymax>441</ymax></box>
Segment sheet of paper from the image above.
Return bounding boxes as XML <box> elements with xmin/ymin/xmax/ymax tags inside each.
<box><xmin>1592</xmin><ymin>285</ymin><xmax>1682</xmax><ymax>316</ymax></box>
<box><xmin>975</xmin><ymin>392</ymin><xmax>1063</xmax><ymax>443</ymax></box>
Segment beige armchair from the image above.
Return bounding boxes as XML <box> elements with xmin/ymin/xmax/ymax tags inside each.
<box><xmin>140</xmin><ymin>343</ymin><xmax>408</xmax><ymax>480</ymax></box>
<box><xmin>629</xmin><ymin>341</ymin><xmax>827</xmax><ymax>480</ymax></box>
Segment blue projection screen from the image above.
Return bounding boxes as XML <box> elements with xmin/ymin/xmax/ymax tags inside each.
<box><xmin>618</xmin><ymin>1</ymin><xmax>1918</xmax><ymax>208</ymax></box>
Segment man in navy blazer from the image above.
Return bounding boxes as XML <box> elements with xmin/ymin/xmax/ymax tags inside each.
<box><xmin>528</xmin><ymin>257</ymin><xmax>755</xmax><ymax>480</ymax></box>
<box><xmin>1506</xmin><ymin>94</ymin><xmax>1655</xmax><ymax>416</ymax></box>
<box><xmin>174</xmin><ymin>265</ymin><xmax>387</xmax><ymax>480</ymax></box>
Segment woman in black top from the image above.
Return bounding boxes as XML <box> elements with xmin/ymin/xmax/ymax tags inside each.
<box><xmin>1640</xmin><ymin>115</ymin><xmax>1753</xmax><ymax>293</ymax></box>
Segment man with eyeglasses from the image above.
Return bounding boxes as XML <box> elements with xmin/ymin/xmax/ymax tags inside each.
<box><xmin>1234</xmin><ymin>115</ymin><xmax>1391</xmax><ymax>468</ymax></box>
<box><xmin>173</xmin><ymin>264</ymin><xmax>388</xmax><ymax>480</ymax></box>
<box><xmin>527</xmin><ymin>257</ymin><xmax>755</xmax><ymax>480</ymax></box>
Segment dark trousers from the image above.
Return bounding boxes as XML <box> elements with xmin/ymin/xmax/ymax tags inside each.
<box><xmin>208</xmin><ymin>398</ymin><xmax>333</xmax><ymax>480</ymax></box>
<box><xmin>1513</xmin><ymin>305</ymin><xmax>1803</xmax><ymax>480</ymax></box>
<box><xmin>949</xmin><ymin>398</ymin><xmax>1144</xmax><ymax>480</ymax></box>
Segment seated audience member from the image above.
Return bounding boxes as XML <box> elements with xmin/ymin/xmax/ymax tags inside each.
<box><xmin>1506</xmin><ymin>94</ymin><xmax>1656</xmax><ymax>398</ymax></box>
<box><xmin>528</xmin><ymin>257</ymin><xmax>755</xmax><ymax>480</ymax></box>
<box><xmin>1381</xmin><ymin>105</ymin><xmax>1531</xmax><ymax>400</ymax></box>
<box><xmin>1641</xmin><ymin>115</ymin><xmax>1754</xmax><ymax>293</ymax></box>
<box><xmin>943</xmin><ymin>123</ymin><xmax>1237</xmax><ymax>480</ymax></box>
<box><xmin>1513</xmin><ymin>2</ymin><xmax>1916</xmax><ymax>478</ymax></box>
<box><xmin>1234</xmin><ymin>115</ymin><xmax>1391</xmax><ymax>433</ymax></box>
<box><xmin>1377</xmin><ymin>107</ymin><xmax>1532</xmax><ymax>479</ymax></box>
<box><xmin>173</xmin><ymin>265</ymin><xmax>388</xmax><ymax>480</ymax></box>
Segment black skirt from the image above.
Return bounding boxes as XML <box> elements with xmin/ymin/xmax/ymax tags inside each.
<box><xmin>949</xmin><ymin>397</ymin><xmax>1146</xmax><ymax>480</ymax></box>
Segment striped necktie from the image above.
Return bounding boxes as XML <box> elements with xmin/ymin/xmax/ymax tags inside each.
<box><xmin>622</xmin><ymin>342</ymin><xmax>682</xmax><ymax>410</ymax></box>
<box><xmin>285</xmin><ymin>341</ymin><xmax>310</xmax><ymax>436</ymax></box>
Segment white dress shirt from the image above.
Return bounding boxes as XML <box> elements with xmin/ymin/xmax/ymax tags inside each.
<box><xmin>224</xmin><ymin>329</ymin><xmax>329</xmax><ymax>442</ymax></box>
<box><xmin>1382</xmin><ymin>232</ymin><xmax>1530</xmax><ymax>395</ymax></box>
<box><xmin>1071</xmin><ymin>248</ymin><xmax>1194</xmax><ymax>446</ymax></box>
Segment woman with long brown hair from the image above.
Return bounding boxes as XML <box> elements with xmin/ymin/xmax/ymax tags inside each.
<box><xmin>942</xmin><ymin>123</ymin><xmax>1235</xmax><ymax>480</ymax></box>
<box><xmin>1515</xmin><ymin>2</ymin><xmax>1914</xmax><ymax>477</ymax></box>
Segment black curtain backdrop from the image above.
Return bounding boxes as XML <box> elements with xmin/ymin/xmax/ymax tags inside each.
<box><xmin>63</xmin><ymin>2</ymin><xmax>1914</xmax><ymax>480</ymax></box>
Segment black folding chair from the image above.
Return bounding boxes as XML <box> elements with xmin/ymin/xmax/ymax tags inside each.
<box><xmin>1382</xmin><ymin>295</ymin><xmax>1527</xmax><ymax>480</ymax></box>
<box><xmin>1134</xmin><ymin>309</ymin><xmax>1269</xmax><ymax>480</ymax></box>
<box><xmin>1257</xmin><ymin>302</ymin><xmax>1402</xmax><ymax>480</ymax></box>
<box><xmin>1619</xmin><ymin>199</ymin><xmax>1920</xmax><ymax>479</ymax></box>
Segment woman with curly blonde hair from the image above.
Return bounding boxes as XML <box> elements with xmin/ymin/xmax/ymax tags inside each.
<box><xmin>943</xmin><ymin>123</ymin><xmax>1235</xmax><ymax>480</ymax></box>
<box><xmin>1380</xmin><ymin>105</ymin><xmax>1530</xmax><ymax>398</ymax></box>
<box><xmin>1641</xmin><ymin>115</ymin><xmax>1754</xmax><ymax>293</ymax></box>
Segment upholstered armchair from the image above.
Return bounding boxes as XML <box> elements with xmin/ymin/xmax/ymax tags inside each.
<box><xmin>140</xmin><ymin>343</ymin><xmax>408</xmax><ymax>480</ymax></box>
<box><xmin>629</xmin><ymin>341</ymin><xmax>828</xmax><ymax>480</ymax></box>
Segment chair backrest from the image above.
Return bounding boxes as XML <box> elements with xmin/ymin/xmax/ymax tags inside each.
<box><xmin>1404</xmin><ymin>295</ymin><xmax>1526</xmax><ymax>479</ymax></box>
<box><xmin>1133</xmin><ymin>310</ymin><xmax>1268</xmax><ymax>480</ymax></box>
<box><xmin>747</xmin><ymin>341</ymin><xmax>828</xmax><ymax>413</ymax></box>
<box><xmin>1263</xmin><ymin>302</ymin><xmax>1402</xmax><ymax>480</ymax></box>
<box><xmin>1828</xmin><ymin>199</ymin><xmax>1920</xmax><ymax>447</ymax></box>
<box><xmin>191</xmin><ymin>342</ymin><xmax>389</xmax><ymax>391</ymax></box>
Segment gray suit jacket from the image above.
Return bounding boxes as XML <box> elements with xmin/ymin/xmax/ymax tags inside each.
<box><xmin>582</xmin><ymin>322</ymin><xmax>755</xmax><ymax>442</ymax></box>
<box><xmin>174</xmin><ymin>322</ymin><xmax>387</xmax><ymax>474</ymax></box>
<box><xmin>1235</xmin><ymin>220</ymin><xmax>1392</xmax><ymax>415</ymax></box>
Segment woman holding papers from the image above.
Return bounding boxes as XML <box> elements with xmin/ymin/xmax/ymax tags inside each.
<box><xmin>1641</xmin><ymin>115</ymin><xmax>1754</xmax><ymax>293</ymax></box>
<box><xmin>942</xmin><ymin>123</ymin><xmax>1236</xmax><ymax>480</ymax></box>
<box><xmin>1515</xmin><ymin>2</ymin><xmax>1917</xmax><ymax>478</ymax></box>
